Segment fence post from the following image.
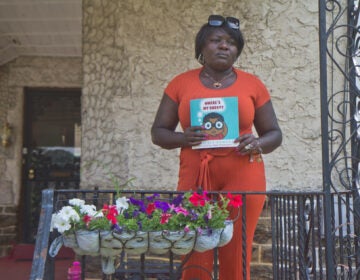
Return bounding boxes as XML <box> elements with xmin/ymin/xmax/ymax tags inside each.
<box><xmin>318</xmin><ymin>0</ymin><xmax>336</xmax><ymax>278</ymax></box>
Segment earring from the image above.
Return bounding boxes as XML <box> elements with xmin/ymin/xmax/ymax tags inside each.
<box><xmin>197</xmin><ymin>54</ymin><xmax>205</xmax><ymax>65</ymax></box>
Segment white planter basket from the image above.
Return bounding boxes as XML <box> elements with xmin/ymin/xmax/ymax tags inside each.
<box><xmin>49</xmin><ymin>221</ymin><xmax>234</xmax><ymax>275</ymax></box>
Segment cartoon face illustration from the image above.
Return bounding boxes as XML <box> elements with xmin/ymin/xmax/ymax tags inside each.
<box><xmin>202</xmin><ymin>112</ymin><xmax>228</xmax><ymax>140</ymax></box>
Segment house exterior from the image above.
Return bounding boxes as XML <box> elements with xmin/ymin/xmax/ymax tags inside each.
<box><xmin>0</xmin><ymin>0</ymin><xmax>320</xmax><ymax>267</ymax></box>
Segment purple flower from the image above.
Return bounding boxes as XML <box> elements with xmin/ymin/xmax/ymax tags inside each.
<box><xmin>206</xmin><ymin>228</ymin><xmax>213</xmax><ymax>236</ymax></box>
<box><xmin>189</xmin><ymin>209</ymin><xmax>198</xmax><ymax>221</ymax></box>
<box><xmin>137</xmin><ymin>221</ymin><xmax>142</xmax><ymax>230</ymax></box>
<box><xmin>133</xmin><ymin>210</ymin><xmax>140</xmax><ymax>218</ymax></box>
<box><xmin>112</xmin><ymin>224</ymin><xmax>123</xmax><ymax>233</ymax></box>
<box><xmin>203</xmin><ymin>213</ymin><xmax>209</xmax><ymax>223</ymax></box>
<box><xmin>155</xmin><ymin>201</ymin><xmax>170</xmax><ymax>212</ymax></box>
<box><xmin>146</xmin><ymin>194</ymin><xmax>160</xmax><ymax>201</ymax></box>
<box><xmin>129</xmin><ymin>197</ymin><xmax>146</xmax><ymax>212</ymax></box>
<box><xmin>171</xmin><ymin>194</ymin><xmax>184</xmax><ymax>206</ymax></box>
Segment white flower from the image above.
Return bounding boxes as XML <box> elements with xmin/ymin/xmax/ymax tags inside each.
<box><xmin>80</xmin><ymin>204</ymin><xmax>97</xmax><ymax>216</ymax></box>
<box><xmin>58</xmin><ymin>206</ymin><xmax>80</xmax><ymax>222</ymax></box>
<box><xmin>116</xmin><ymin>196</ymin><xmax>129</xmax><ymax>213</ymax></box>
<box><xmin>50</xmin><ymin>213</ymin><xmax>56</xmax><ymax>232</ymax></box>
<box><xmin>69</xmin><ymin>198</ymin><xmax>85</xmax><ymax>207</ymax></box>
<box><xmin>51</xmin><ymin>214</ymin><xmax>71</xmax><ymax>233</ymax></box>
<box><xmin>94</xmin><ymin>211</ymin><xmax>104</xmax><ymax>218</ymax></box>
<box><xmin>207</xmin><ymin>205</ymin><xmax>213</xmax><ymax>220</ymax></box>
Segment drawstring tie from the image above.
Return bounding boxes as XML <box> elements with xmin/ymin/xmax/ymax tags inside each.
<box><xmin>197</xmin><ymin>152</ymin><xmax>214</xmax><ymax>191</ymax></box>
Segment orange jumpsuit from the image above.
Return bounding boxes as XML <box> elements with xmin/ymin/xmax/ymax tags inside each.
<box><xmin>165</xmin><ymin>67</ymin><xmax>269</xmax><ymax>280</ymax></box>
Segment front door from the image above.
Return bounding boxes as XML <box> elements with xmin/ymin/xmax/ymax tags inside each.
<box><xmin>21</xmin><ymin>88</ymin><xmax>81</xmax><ymax>243</ymax></box>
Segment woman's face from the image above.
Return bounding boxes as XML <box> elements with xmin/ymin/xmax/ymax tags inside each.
<box><xmin>201</xmin><ymin>28</ymin><xmax>239</xmax><ymax>71</ymax></box>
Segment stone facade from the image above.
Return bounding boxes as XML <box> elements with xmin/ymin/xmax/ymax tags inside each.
<box><xmin>0</xmin><ymin>0</ymin><xmax>321</xmax><ymax>275</ymax></box>
<box><xmin>0</xmin><ymin>57</ymin><xmax>82</xmax><ymax>256</ymax></box>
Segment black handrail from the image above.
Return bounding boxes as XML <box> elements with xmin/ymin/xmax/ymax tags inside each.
<box><xmin>30</xmin><ymin>188</ymin><xmax>55</xmax><ymax>280</ymax></box>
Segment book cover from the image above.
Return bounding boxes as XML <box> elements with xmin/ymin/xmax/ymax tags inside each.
<box><xmin>190</xmin><ymin>97</ymin><xmax>239</xmax><ymax>149</ymax></box>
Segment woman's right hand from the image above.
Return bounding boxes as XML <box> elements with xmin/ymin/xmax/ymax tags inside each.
<box><xmin>183</xmin><ymin>126</ymin><xmax>207</xmax><ymax>147</ymax></box>
<box><xmin>152</xmin><ymin>94</ymin><xmax>208</xmax><ymax>149</ymax></box>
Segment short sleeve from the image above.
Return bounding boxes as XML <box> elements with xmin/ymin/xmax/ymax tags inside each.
<box><xmin>164</xmin><ymin>69</ymin><xmax>201</xmax><ymax>104</ymax></box>
<box><xmin>164</xmin><ymin>75</ymin><xmax>182</xmax><ymax>104</ymax></box>
<box><xmin>253</xmin><ymin>76</ymin><xmax>271</xmax><ymax>109</ymax></box>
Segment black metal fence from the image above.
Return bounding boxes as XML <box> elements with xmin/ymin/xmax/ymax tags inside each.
<box><xmin>271</xmin><ymin>191</ymin><xmax>360</xmax><ymax>279</ymax></box>
<box><xmin>29</xmin><ymin>188</ymin><xmax>359</xmax><ymax>280</ymax></box>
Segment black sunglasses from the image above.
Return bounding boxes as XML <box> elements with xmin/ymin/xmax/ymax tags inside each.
<box><xmin>208</xmin><ymin>15</ymin><xmax>240</xmax><ymax>30</ymax></box>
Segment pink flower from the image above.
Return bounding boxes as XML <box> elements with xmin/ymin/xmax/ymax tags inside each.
<box><xmin>160</xmin><ymin>213</ymin><xmax>172</xmax><ymax>224</ymax></box>
<box><xmin>146</xmin><ymin>203</ymin><xmax>156</xmax><ymax>215</ymax></box>
<box><xmin>174</xmin><ymin>206</ymin><xmax>189</xmax><ymax>216</ymax></box>
<box><xmin>226</xmin><ymin>193</ymin><xmax>243</xmax><ymax>207</ymax></box>
<box><xmin>207</xmin><ymin>208</ymin><xmax>212</xmax><ymax>220</ymax></box>
<box><xmin>102</xmin><ymin>204</ymin><xmax>119</xmax><ymax>225</ymax></box>
<box><xmin>83</xmin><ymin>214</ymin><xmax>92</xmax><ymax>227</ymax></box>
<box><xmin>189</xmin><ymin>192</ymin><xmax>209</xmax><ymax>207</ymax></box>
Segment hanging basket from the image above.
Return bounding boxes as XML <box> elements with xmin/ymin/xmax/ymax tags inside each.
<box><xmin>49</xmin><ymin>221</ymin><xmax>234</xmax><ymax>275</ymax></box>
<box><xmin>148</xmin><ymin>230</ymin><xmax>196</xmax><ymax>255</ymax></box>
<box><xmin>112</xmin><ymin>230</ymin><xmax>148</xmax><ymax>255</ymax></box>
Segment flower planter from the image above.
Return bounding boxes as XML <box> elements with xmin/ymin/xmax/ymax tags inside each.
<box><xmin>148</xmin><ymin>230</ymin><xmax>196</xmax><ymax>255</ymax></box>
<box><xmin>76</xmin><ymin>230</ymin><xmax>100</xmax><ymax>255</ymax></box>
<box><xmin>194</xmin><ymin>229</ymin><xmax>222</xmax><ymax>253</ymax></box>
<box><xmin>193</xmin><ymin>221</ymin><xmax>233</xmax><ymax>252</ymax></box>
<box><xmin>218</xmin><ymin>220</ymin><xmax>234</xmax><ymax>247</ymax></box>
<box><xmin>49</xmin><ymin>221</ymin><xmax>234</xmax><ymax>274</ymax></box>
<box><xmin>112</xmin><ymin>230</ymin><xmax>148</xmax><ymax>255</ymax></box>
<box><xmin>49</xmin><ymin>191</ymin><xmax>242</xmax><ymax>274</ymax></box>
<box><xmin>100</xmin><ymin>230</ymin><xmax>122</xmax><ymax>257</ymax></box>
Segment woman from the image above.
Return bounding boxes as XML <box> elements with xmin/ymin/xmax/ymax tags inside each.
<box><xmin>151</xmin><ymin>15</ymin><xmax>282</xmax><ymax>280</ymax></box>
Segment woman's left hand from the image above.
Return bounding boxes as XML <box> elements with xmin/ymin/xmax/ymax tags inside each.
<box><xmin>234</xmin><ymin>101</ymin><xmax>283</xmax><ymax>155</ymax></box>
<box><xmin>234</xmin><ymin>134</ymin><xmax>260</xmax><ymax>155</ymax></box>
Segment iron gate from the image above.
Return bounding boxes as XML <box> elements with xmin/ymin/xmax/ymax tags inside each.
<box><xmin>319</xmin><ymin>0</ymin><xmax>360</xmax><ymax>279</ymax></box>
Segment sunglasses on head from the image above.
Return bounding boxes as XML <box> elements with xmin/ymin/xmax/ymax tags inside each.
<box><xmin>208</xmin><ymin>15</ymin><xmax>240</xmax><ymax>30</ymax></box>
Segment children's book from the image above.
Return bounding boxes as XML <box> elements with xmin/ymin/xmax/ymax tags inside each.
<box><xmin>190</xmin><ymin>97</ymin><xmax>239</xmax><ymax>149</ymax></box>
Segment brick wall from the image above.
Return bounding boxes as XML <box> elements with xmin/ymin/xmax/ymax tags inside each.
<box><xmin>0</xmin><ymin>206</ymin><xmax>17</xmax><ymax>256</ymax></box>
<box><xmin>251</xmin><ymin>201</ymin><xmax>273</xmax><ymax>279</ymax></box>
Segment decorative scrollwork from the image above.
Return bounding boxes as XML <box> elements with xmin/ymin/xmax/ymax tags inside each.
<box><xmin>321</xmin><ymin>0</ymin><xmax>360</xmax><ymax>278</ymax></box>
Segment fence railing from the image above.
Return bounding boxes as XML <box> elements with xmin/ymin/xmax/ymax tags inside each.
<box><xmin>30</xmin><ymin>188</ymin><xmax>359</xmax><ymax>280</ymax></box>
